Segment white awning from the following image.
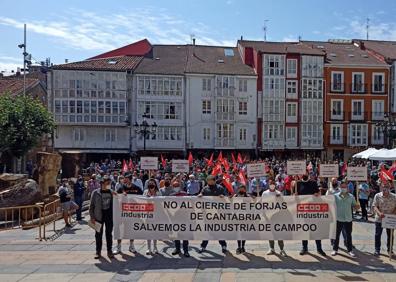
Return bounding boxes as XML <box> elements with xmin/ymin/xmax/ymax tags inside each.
<box><xmin>58</xmin><ymin>149</ymin><xmax>129</xmax><ymax>154</ymax></box>
<box><xmin>369</xmin><ymin>148</ymin><xmax>396</xmax><ymax>161</ymax></box>
<box><xmin>352</xmin><ymin>148</ymin><xmax>380</xmax><ymax>159</ymax></box>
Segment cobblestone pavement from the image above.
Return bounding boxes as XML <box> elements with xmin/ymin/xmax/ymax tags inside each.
<box><xmin>0</xmin><ymin>212</ymin><xmax>395</xmax><ymax>282</ymax></box>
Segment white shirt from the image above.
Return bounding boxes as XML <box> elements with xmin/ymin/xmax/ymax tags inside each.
<box><xmin>262</xmin><ymin>189</ymin><xmax>281</xmax><ymax>197</ymax></box>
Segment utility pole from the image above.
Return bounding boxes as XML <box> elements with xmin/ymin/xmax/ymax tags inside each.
<box><xmin>23</xmin><ymin>24</ymin><xmax>27</xmax><ymax>96</ymax></box>
<box><xmin>263</xmin><ymin>20</ymin><xmax>269</xmax><ymax>41</ymax></box>
<box><xmin>366</xmin><ymin>18</ymin><xmax>370</xmax><ymax>40</ymax></box>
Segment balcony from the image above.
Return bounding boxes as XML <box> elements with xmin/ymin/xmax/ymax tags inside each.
<box><xmin>371</xmin><ymin>84</ymin><xmax>387</xmax><ymax>94</ymax></box>
<box><xmin>330</xmin><ymin>111</ymin><xmax>385</xmax><ymax>122</ymax></box>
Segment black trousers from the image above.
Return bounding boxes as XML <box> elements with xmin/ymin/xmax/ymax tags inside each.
<box><xmin>95</xmin><ymin>209</ymin><xmax>113</xmax><ymax>254</ymax></box>
<box><xmin>333</xmin><ymin>221</ymin><xmax>353</xmax><ymax>252</ymax></box>
<box><xmin>237</xmin><ymin>240</ymin><xmax>246</xmax><ymax>248</ymax></box>
<box><xmin>302</xmin><ymin>240</ymin><xmax>322</xmax><ymax>251</ymax></box>
<box><xmin>75</xmin><ymin>196</ymin><xmax>83</xmax><ymax>220</ymax></box>
<box><xmin>175</xmin><ymin>240</ymin><xmax>189</xmax><ymax>252</ymax></box>
<box><xmin>375</xmin><ymin>222</ymin><xmax>394</xmax><ymax>252</ymax></box>
<box><xmin>359</xmin><ymin>199</ymin><xmax>368</xmax><ymax>220</ymax></box>
<box><xmin>201</xmin><ymin>240</ymin><xmax>227</xmax><ymax>248</ymax></box>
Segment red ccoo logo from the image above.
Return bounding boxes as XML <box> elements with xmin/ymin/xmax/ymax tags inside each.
<box><xmin>122</xmin><ymin>203</ymin><xmax>154</xmax><ymax>212</ymax></box>
<box><xmin>297</xmin><ymin>203</ymin><xmax>328</xmax><ymax>213</ymax></box>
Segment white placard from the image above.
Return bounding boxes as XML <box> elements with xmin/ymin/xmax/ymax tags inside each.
<box><xmin>246</xmin><ymin>163</ymin><xmax>266</xmax><ymax>178</ymax></box>
<box><xmin>287</xmin><ymin>161</ymin><xmax>306</xmax><ymax>175</ymax></box>
<box><xmin>383</xmin><ymin>214</ymin><xmax>396</xmax><ymax>229</ymax></box>
<box><xmin>140</xmin><ymin>157</ymin><xmax>158</xmax><ymax>170</ymax></box>
<box><xmin>319</xmin><ymin>164</ymin><xmax>339</xmax><ymax>178</ymax></box>
<box><xmin>113</xmin><ymin>195</ymin><xmax>337</xmax><ymax>240</ymax></box>
<box><xmin>172</xmin><ymin>160</ymin><xmax>190</xmax><ymax>173</ymax></box>
<box><xmin>347</xmin><ymin>166</ymin><xmax>367</xmax><ymax>181</ymax></box>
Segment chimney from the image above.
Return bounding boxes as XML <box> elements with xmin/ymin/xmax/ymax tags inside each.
<box><xmin>16</xmin><ymin>67</ymin><xmax>21</xmax><ymax>77</ymax></box>
<box><xmin>65</xmin><ymin>59</ymin><xmax>68</xmax><ymax>63</ymax></box>
<box><xmin>192</xmin><ymin>38</ymin><xmax>196</xmax><ymax>46</ymax></box>
<box><xmin>241</xmin><ymin>35</ymin><xmax>243</xmax><ymax>40</ymax></box>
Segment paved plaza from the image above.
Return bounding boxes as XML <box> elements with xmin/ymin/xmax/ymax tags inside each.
<box><xmin>0</xmin><ymin>212</ymin><xmax>395</xmax><ymax>282</ymax></box>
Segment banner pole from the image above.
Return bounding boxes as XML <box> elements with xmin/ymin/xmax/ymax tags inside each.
<box><xmin>390</xmin><ymin>229</ymin><xmax>394</xmax><ymax>262</ymax></box>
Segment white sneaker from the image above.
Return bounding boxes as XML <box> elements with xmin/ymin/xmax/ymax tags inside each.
<box><xmin>153</xmin><ymin>247</ymin><xmax>158</xmax><ymax>254</ymax></box>
<box><xmin>129</xmin><ymin>244</ymin><xmax>136</xmax><ymax>253</ymax></box>
<box><xmin>267</xmin><ymin>249</ymin><xmax>275</xmax><ymax>255</ymax></box>
<box><xmin>331</xmin><ymin>251</ymin><xmax>337</xmax><ymax>256</ymax></box>
<box><xmin>280</xmin><ymin>250</ymin><xmax>287</xmax><ymax>257</ymax></box>
<box><xmin>113</xmin><ymin>244</ymin><xmax>121</xmax><ymax>255</ymax></box>
<box><xmin>349</xmin><ymin>251</ymin><xmax>356</xmax><ymax>258</ymax></box>
<box><xmin>146</xmin><ymin>249</ymin><xmax>152</xmax><ymax>255</ymax></box>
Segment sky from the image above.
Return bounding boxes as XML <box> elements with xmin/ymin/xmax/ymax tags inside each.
<box><xmin>1</xmin><ymin>0</ymin><xmax>396</xmax><ymax>74</ymax></box>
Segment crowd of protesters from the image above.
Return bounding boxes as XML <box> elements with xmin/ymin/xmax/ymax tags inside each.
<box><xmin>56</xmin><ymin>154</ymin><xmax>396</xmax><ymax>260</ymax></box>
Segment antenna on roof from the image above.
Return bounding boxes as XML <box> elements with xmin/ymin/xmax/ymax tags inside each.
<box><xmin>298</xmin><ymin>35</ymin><xmax>302</xmax><ymax>42</ymax></box>
<box><xmin>263</xmin><ymin>20</ymin><xmax>269</xmax><ymax>41</ymax></box>
<box><xmin>190</xmin><ymin>34</ymin><xmax>195</xmax><ymax>45</ymax></box>
<box><xmin>366</xmin><ymin>17</ymin><xmax>370</xmax><ymax>40</ymax></box>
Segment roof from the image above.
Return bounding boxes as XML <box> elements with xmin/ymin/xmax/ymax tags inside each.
<box><xmin>135</xmin><ymin>45</ymin><xmax>188</xmax><ymax>75</ymax></box>
<box><xmin>185</xmin><ymin>45</ymin><xmax>256</xmax><ymax>76</ymax></box>
<box><xmin>52</xmin><ymin>56</ymin><xmax>143</xmax><ymax>72</ymax></box>
<box><xmin>0</xmin><ymin>77</ymin><xmax>41</xmax><ymax>96</ymax></box>
<box><xmin>238</xmin><ymin>40</ymin><xmax>324</xmax><ymax>56</ymax></box>
<box><xmin>355</xmin><ymin>40</ymin><xmax>396</xmax><ymax>61</ymax></box>
<box><xmin>89</xmin><ymin>39</ymin><xmax>152</xmax><ymax>59</ymax></box>
<box><xmin>302</xmin><ymin>41</ymin><xmax>388</xmax><ymax>66</ymax></box>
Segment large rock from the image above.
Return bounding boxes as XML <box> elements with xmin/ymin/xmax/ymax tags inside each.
<box><xmin>36</xmin><ymin>152</ymin><xmax>62</xmax><ymax>196</ymax></box>
<box><xmin>0</xmin><ymin>179</ymin><xmax>41</xmax><ymax>207</ymax></box>
<box><xmin>0</xmin><ymin>174</ymin><xmax>28</xmax><ymax>192</ymax></box>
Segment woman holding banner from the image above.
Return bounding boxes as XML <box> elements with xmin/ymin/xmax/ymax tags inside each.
<box><xmin>143</xmin><ymin>179</ymin><xmax>161</xmax><ymax>255</ymax></box>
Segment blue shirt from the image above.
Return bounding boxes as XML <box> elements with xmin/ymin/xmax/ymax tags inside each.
<box><xmin>186</xmin><ymin>180</ymin><xmax>200</xmax><ymax>195</ymax></box>
<box><xmin>358</xmin><ymin>183</ymin><xmax>369</xmax><ymax>200</ymax></box>
<box><xmin>334</xmin><ymin>192</ymin><xmax>356</xmax><ymax>222</ymax></box>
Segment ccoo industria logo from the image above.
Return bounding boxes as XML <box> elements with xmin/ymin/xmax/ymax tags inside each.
<box><xmin>121</xmin><ymin>203</ymin><xmax>154</xmax><ymax>218</ymax></box>
<box><xmin>296</xmin><ymin>203</ymin><xmax>329</xmax><ymax>219</ymax></box>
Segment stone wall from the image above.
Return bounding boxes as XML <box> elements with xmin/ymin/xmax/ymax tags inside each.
<box><xmin>36</xmin><ymin>152</ymin><xmax>62</xmax><ymax>196</ymax></box>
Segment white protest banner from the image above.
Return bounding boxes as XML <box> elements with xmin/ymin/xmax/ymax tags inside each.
<box><xmin>172</xmin><ymin>160</ymin><xmax>189</xmax><ymax>173</ymax></box>
<box><xmin>287</xmin><ymin>161</ymin><xmax>306</xmax><ymax>175</ymax></box>
<box><xmin>319</xmin><ymin>164</ymin><xmax>339</xmax><ymax>178</ymax></box>
<box><xmin>246</xmin><ymin>163</ymin><xmax>266</xmax><ymax>178</ymax></box>
<box><xmin>383</xmin><ymin>214</ymin><xmax>396</xmax><ymax>229</ymax></box>
<box><xmin>347</xmin><ymin>166</ymin><xmax>367</xmax><ymax>181</ymax></box>
<box><xmin>140</xmin><ymin>157</ymin><xmax>158</xmax><ymax>170</ymax></box>
<box><xmin>113</xmin><ymin>195</ymin><xmax>336</xmax><ymax>240</ymax></box>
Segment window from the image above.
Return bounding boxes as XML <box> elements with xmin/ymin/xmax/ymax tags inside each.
<box><xmin>351</xmin><ymin>100</ymin><xmax>364</xmax><ymax>120</ymax></box>
<box><xmin>302</xmin><ymin>55</ymin><xmax>323</xmax><ymax>77</ymax></box>
<box><xmin>331</xmin><ymin>71</ymin><xmax>344</xmax><ymax>92</ymax></box>
<box><xmin>372</xmin><ymin>125</ymin><xmax>384</xmax><ymax>144</ymax></box>
<box><xmin>105</xmin><ymin>128</ymin><xmax>116</xmax><ymax>142</ymax></box>
<box><xmin>301</xmin><ymin>100</ymin><xmax>323</xmax><ymax>123</ymax></box>
<box><xmin>350</xmin><ymin>124</ymin><xmax>368</xmax><ymax>146</ymax></box>
<box><xmin>138</xmin><ymin>76</ymin><xmax>183</xmax><ymax>96</ymax></box>
<box><xmin>301</xmin><ymin>124</ymin><xmax>323</xmax><ymax>147</ymax></box>
<box><xmin>263</xmin><ymin>99</ymin><xmax>285</xmax><ymax>122</ymax></box>
<box><xmin>286</xmin><ymin>80</ymin><xmax>297</xmax><ymax>99</ymax></box>
<box><xmin>286</xmin><ymin>102</ymin><xmax>297</xmax><ymax>123</ymax></box>
<box><xmin>263</xmin><ymin>124</ymin><xmax>284</xmax><ymax>147</ymax></box>
<box><xmin>55</xmin><ymin>100</ymin><xmax>61</xmax><ymax>113</ymax></box>
<box><xmin>286</xmin><ymin>127</ymin><xmax>297</xmax><ymax>147</ymax></box>
<box><xmin>202</xmin><ymin>78</ymin><xmax>212</xmax><ymax>91</ymax></box>
<box><xmin>372</xmin><ymin>100</ymin><xmax>384</xmax><ymax>120</ymax></box>
<box><xmin>330</xmin><ymin>124</ymin><xmax>343</xmax><ymax>144</ymax></box>
<box><xmin>238</xmin><ymin>101</ymin><xmax>248</xmax><ymax>115</ymax></box>
<box><xmin>352</xmin><ymin>72</ymin><xmax>364</xmax><ymax>93</ymax></box>
<box><xmin>239</xmin><ymin>128</ymin><xmax>247</xmax><ymax>144</ymax></box>
<box><xmin>264</xmin><ymin>77</ymin><xmax>285</xmax><ymax>98</ymax></box>
<box><xmin>331</xmin><ymin>99</ymin><xmax>343</xmax><ymax>120</ymax></box>
<box><xmin>301</xmin><ymin>79</ymin><xmax>322</xmax><ymax>99</ymax></box>
<box><xmin>202</xmin><ymin>100</ymin><xmax>211</xmax><ymax>114</ymax></box>
<box><xmin>264</xmin><ymin>54</ymin><xmax>285</xmax><ymax>76</ymax></box>
<box><xmin>203</xmin><ymin>128</ymin><xmax>211</xmax><ymax>142</ymax></box>
<box><xmin>73</xmin><ymin>128</ymin><xmax>84</xmax><ymax>142</ymax></box>
<box><xmin>372</xmin><ymin>73</ymin><xmax>385</xmax><ymax>93</ymax></box>
<box><xmin>238</xmin><ymin>79</ymin><xmax>248</xmax><ymax>92</ymax></box>
<box><xmin>287</xmin><ymin>59</ymin><xmax>297</xmax><ymax>77</ymax></box>
<box><xmin>216</xmin><ymin>123</ymin><xmax>234</xmax><ymax>146</ymax></box>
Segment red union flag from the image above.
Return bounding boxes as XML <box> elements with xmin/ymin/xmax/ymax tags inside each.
<box><xmin>122</xmin><ymin>203</ymin><xmax>154</xmax><ymax>212</ymax></box>
<box><xmin>297</xmin><ymin>203</ymin><xmax>329</xmax><ymax>213</ymax></box>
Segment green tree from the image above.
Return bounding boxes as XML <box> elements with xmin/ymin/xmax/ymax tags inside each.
<box><xmin>0</xmin><ymin>92</ymin><xmax>55</xmax><ymax>158</ymax></box>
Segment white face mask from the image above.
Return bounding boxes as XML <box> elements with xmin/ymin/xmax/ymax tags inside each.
<box><xmin>269</xmin><ymin>184</ymin><xmax>276</xmax><ymax>190</ymax></box>
<box><xmin>340</xmin><ymin>188</ymin><xmax>348</xmax><ymax>194</ymax></box>
<box><xmin>173</xmin><ymin>187</ymin><xmax>180</xmax><ymax>192</ymax></box>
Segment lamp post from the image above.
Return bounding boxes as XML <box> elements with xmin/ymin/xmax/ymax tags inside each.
<box><xmin>375</xmin><ymin>113</ymin><xmax>396</xmax><ymax>149</ymax></box>
<box><xmin>134</xmin><ymin>113</ymin><xmax>157</xmax><ymax>153</ymax></box>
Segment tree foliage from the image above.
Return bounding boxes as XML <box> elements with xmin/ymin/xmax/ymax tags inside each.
<box><xmin>0</xmin><ymin>92</ymin><xmax>55</xmax><ymax>158</ymax></box>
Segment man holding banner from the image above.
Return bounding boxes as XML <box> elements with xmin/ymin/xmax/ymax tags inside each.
<box><xmin>198</xmin><ymin>175</ymin><xmax>229</xmax><ymax>254</ymax></box>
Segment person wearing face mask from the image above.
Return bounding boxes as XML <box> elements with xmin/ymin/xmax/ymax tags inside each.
<box><xmin>372</xmin><ymin>182</ymin><xmax>396</xmax><ymax>256</ymax></box>
<box><xmin>326</xmin><ymin>177</ymin><xmax>340</xmax><ymax>195</ymax></box>
<box><xmin>262</xmin><ymin>179</ymin><xmax>287</xmax><ymax>257</ymax></box>
<box><xmin>331</xmin><ymin>181</ymin><xmax>359</xmax><ymax>258</ymax></box>
<box><xmin>73</xmin><ymin>176</ymin><xmax>86</xmax><ymax>221</ymax></box>
<box><xmin>89</xmin><ymin>175</ymin><xmax>115</xmax><ymax>259</ymax></box>
<box><xmin>131</xmin><ymin>171</ymin><xmax>144</xmax><ymax>192</ymax></box>
<box><xmin>160</xmin><ymin>177</ymin><xmax>176</xmax><ymax>196</ymax></box>
<box><xmin>197</xmin><ymin>175</ymin><xmax>229</xmax><ymax>254</ymax></box>
<box><xmin>186</xmin><ymin>174</ymin><xmax>201</xmax><ymax>196</ymax></box>
<box><xmin>234</xmin><ymin>185</ymin><xmax>248</xmax><ymax>254</ymax></box>
<box><xmin>296</xmin><ymin>174</ymin><xmax>327</xmax><ymax>256</ymax></box>
<box><xmin>143</xmin><ymin>179</ymin><xmax>161</xmax><ymax>255</ymax></box>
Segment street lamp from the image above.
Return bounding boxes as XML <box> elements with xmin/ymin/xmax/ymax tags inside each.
<box><xmin>134</xmin><ymin>113</ymin><xmax>157</xmax><ymax>153</ymax></box>
<box><xmin>375</xmin><ymin>113</ymin><xmax>396</xmax><ymax>149</ymax></box>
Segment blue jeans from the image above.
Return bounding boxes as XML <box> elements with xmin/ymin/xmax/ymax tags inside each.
<box><xmin>302</xmin><ymin>240</ymin><xmax>322</xmax><ymax>251</ymax></box>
